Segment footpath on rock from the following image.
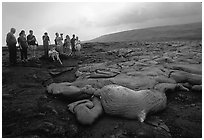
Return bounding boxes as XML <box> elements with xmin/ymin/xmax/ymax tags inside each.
<box><xmin>2</xmin><ymin>40</ymin><xmax>202</xmax><ymax>138</ymax></box>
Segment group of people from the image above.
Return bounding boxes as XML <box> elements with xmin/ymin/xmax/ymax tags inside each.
<box><xmin>6</xmin><ymin>27</ymin><xmax>81</xmax><ymax>66</ymax></box>
<box><xmin>6</xmin><ymin>28</ymin><xmax>37</xmax><ymax>65</ymax></box>
<box><xmin>53</xmin><ymin>33</ymin><xmax>81</xmax><ymax>56</ymax></box>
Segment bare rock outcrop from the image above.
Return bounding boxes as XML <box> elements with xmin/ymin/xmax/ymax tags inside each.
<box><xmin>68</xmin><ymin>97</ymin><xmax>103</xmax><ymax>125</ymax></box>
<box><xmin>95</xmin><ymin>85</ymin><xmax>167</xmax><ymax>122</ymax></box>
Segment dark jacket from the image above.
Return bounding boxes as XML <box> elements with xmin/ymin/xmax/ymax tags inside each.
<box><xmin>71</xmin><ymin>38</ymin><xmax>75</xmax><ymax>47</ymax></box>
<box><xmin>27</xmin><ymin>34</ymin><xmax>36</xmax><ymax>45</ymax></box>
<box><xmin>6</xmin><ymin>32</ymin><xmax>17</xmax><ymax>46</ymax></box>
<box><xmin>18</xmin><ymin>36</ymin><xmax>28</xmax><ymax>49</ymax></box>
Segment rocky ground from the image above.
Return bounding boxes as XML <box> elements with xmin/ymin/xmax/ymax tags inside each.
<box><xmin>2</xmin><ymin>40</ymin><xmax>202</xmax><ymax>138</ymax></box>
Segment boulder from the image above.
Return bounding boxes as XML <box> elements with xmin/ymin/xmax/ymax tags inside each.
<box><xmin>154</xmin><ymin>83</ymin><xmax>189</xmax><ymax>93</ymax></box>
<box><xmin>96</xmin><ymin>85</ymin><xmax>167</xmax><ymax>122</ymax></box>
<box><xmin>191</xmin><ymin>85</ymin><xmax>202</xmax><ymax>92</ymax></box>
<box><xmin>170</xmin><ymin>64</ymin><xmax>202</xmax><ymax>75</ymax></box>
<box><xmin>170</xmin><ymin>71</ymin><xmax>202</xmax><ymax>85</ymax></box>
<box><xmin>47</xmin><ymin>82</ymin><xmax>81</xmax><ymax>97</ymax></box>
<box><xmin>68</xmin><ymin>97</ymin><xmax>103</xmax><ymax>125</ymax></box>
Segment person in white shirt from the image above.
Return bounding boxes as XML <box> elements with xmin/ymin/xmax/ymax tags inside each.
<box><xmin>54</xmin><ymin>33</ymin><xmax>63</xmax><ymax>54</ymax></box>
<box><xmin>75</xmin><ymin>36</ymin><xmax>81</xmax><ymax>56</ymax></box>
<box><xmin>48</xmin><ymin>46</ymin><xmax>62</xmax><ymax>65</ymax></box>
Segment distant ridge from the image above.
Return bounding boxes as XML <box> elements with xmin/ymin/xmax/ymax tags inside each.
<box><xmin>90</xmin><ymin>22</ymin><xmax>202</xmax><ymax>42</ymax></box>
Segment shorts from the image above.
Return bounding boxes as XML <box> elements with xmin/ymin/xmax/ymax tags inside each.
<box><xmin>29</xmin><ymin>45</ymin><xmax>37</xmax><ymax>50</ymax></box>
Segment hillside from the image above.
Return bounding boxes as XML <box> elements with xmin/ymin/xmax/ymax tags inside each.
<box><xmin>90</xmin><ymin>22</ymin><xmax>202</xmax><ymax>42</ymax></box>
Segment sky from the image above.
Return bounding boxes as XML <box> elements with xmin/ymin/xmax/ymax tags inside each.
<box><xmin>2</xmin><ymin>2</ymin><xmax>202</xmax><ymax>45</ymax></box>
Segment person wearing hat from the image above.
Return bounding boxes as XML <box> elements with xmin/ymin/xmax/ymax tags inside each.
<box><xmin>42</xmin><ymin>32</ymin><xmax>50</xmax><ymax>58</ymax></box>
<box><xmin>6</xmin><ymin>28</ymin><xmax>17</xmax><ymax>65</ymax></box>
<box><xmin>27</xmin><ymin>30</ymin><xmax>38</xmax><ymax>58</ymax></box>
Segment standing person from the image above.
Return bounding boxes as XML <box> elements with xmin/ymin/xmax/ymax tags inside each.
<box><xmin>54</xmin><ymin>32</ymin><xmax>63</xmax><ymax>54</ymax></box>
<box><xmin>70</xmin><ymin>34</ymin><xmax>76</xmax><ymax>56</ymax></box>
<box><xmin>63</xmin><ymin>35</ymin><xmax>71</xmax><ymax>55</ymax></box>
<box><xmin>18</xmin><ymin>30</ymin><xmax>28</xmax><ymax>63</ymax></box>
<box><xmin>60</xmin><ymin>33</ymin><xmax>63</xmax><ymax>42</ymax></box>
<box><xmin>60</xmin><ymin>33</ymin><xmax>63</xmax><ymax>53</ymax></box>
<box><xmin>27</xmin><ymin>30</ymin><xmax>38</xmax><ymax>58</ymax></box>
<box><xmin>42</xmin><ymin>32</ymin><xmax>50</xmax><ymax>58</ymax></box>
<box><xmin>75</xmin><ymin>36</ymin><xmax>81</xmax><ymax>51</ymax></box>
<box><xmin>75</xmin><ymin>36</ymin><xmax>81</xmax><ymax>56</ymax></box>
<box><xmin>6</xmin><ymin>28</ymin><xmax>17</xmax><ymax>65</ymax></box>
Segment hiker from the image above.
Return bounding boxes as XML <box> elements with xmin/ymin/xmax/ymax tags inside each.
<box><xmin>42</xmin><ymin>32</ymin><xmax>50</xmax><ymax>58</ymax></box>
<box><xmin>54</xmin><ymin>32</ymin><xmax>63</xmax><ymax>54</ymax></box>
<box><xmin>48</xmin><ymin>46</ymin><xmax>63</xmax><ymax>65</ymax></box>
<box><xmin>60</xmin><ymin>33</ymin><xmax>63</xmax><ymax>41</ymax></box>
<box><xmin>27</xmin><ymin>30</ymin><xmax>38</xmax><ymax>58</ymax></box>
<box><xmin>71</xmin><ymin>34</ymin><xmax>76</xmax><ymax>56</ymax></box>
<box><xmin>63</xmin><ymin>35</ymin><xmax>72</xmax><ymax>55</ymax></box>
<box><xmin>18</xmin><ymin>30</ymin><xmax>28</xmax><ymax>63</ymax></box>
<box><xmin>6</xmin><ymin>28</ymin><xmax>17</xmax><ymax>65</ymax></box>
<box><xmin>75</xmin><ymin>36</ymin><xmax>81</xmax><ymax>52</ymax></box>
